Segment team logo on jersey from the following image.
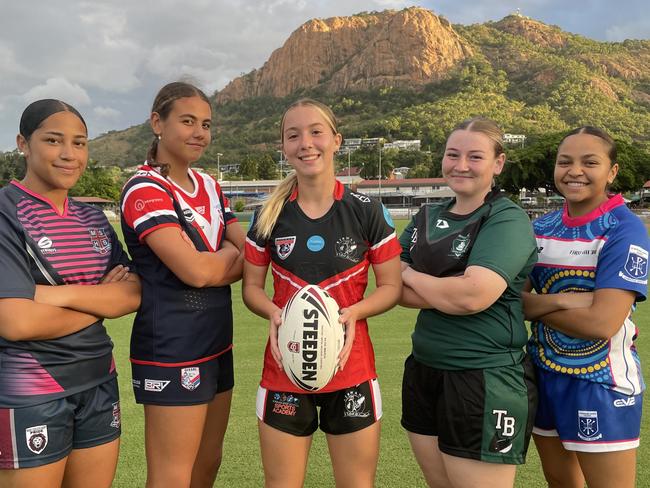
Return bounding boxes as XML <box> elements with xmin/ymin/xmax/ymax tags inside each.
<box><xmin>275</xmin><ymin>236</ymin><xmax>296</xmax><ymax>260</ymax></box>
<box><xmin>37</xmin><ymin>236</ymin><xmax>57</xmax><ymax>254</ymax></box>
<box><xmin>144</xmin><ymin>379</ymin><xmax>170</xmax><ymax>392</ymax></box>
<box><xmin>350</xmin><ymin>192</ymin><xmax>370</xmax><ymax>203</ymax></box>
<box><xmin>410</xmin><ymin>228</ymin><xmax>418</xmax><ymax>251</ymax></box>
<box><xmin>307</xmin><ymin>235</ymin><xmax>325</xmax><ymax>252</ymax></box>
<box><xmin>196</xmin><ymin>205</ymin><xmax>206</xmax><ymax>215</ymax></box>
<box><xmin>620</xmin><ymin>244</ymin><xmax>648</xmax><ymax>284</ymax></box>
<box><xmin>449</xmin><ymin>234</ymin><xmax>471</xmax><ymax>259</ymax></box>
<box><xmin>110</xmin><ymin>402</ymin><xmax>121</xmax><ymax>428</ymax></box>
<box><xmin>490</xmin><ymin>410</ymin><xmax>515</xmax><ymax>453</ymax></box>
<box><xmin>436</xmin><ymin>219</ymin><xmax>449</xmax><ymax>229</ymax></box>
<box><xmin>343</xmin><ymin>391</ymin><xmax>370</xmax><ymax>418</ymax></box>
<box><xmin>335</xmin><ymin>237</ymin><xmax>359</xmax><ymax>262</ymax></box>
<box><xmin>25</xmin><ymin>425</ymin><xmax>48</xmax><ymax>454</ymax></box>
<box><xmin>578</xmin><ymin>410</ymin><xmax>601</xmax><ymax>440</ymax></box>
<box><xmin>183</xmin><ymin>208</ymin><xmax>196</xmax><ymax>223</ymax></box>
<box><xmin>181</xmin><ymin>367</ymin><xmax>201</xmax><ymax>391</ymax></box>
<box><xmin>89</xmin><ymin>228</ymin><xmax>111</xmax><ymax>255</ymax></box>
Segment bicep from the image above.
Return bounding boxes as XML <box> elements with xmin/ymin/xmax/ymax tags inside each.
<box><xmin>144</xmin><ymin>226</ymin><xmax>198</xmax><ymax>279</ymax></box>
<box><xmin>373</xmin><ymin>256</ymin><xmax>402</xmax><ymax>287</ymax></box>
<box><xmin>243</xmin><ymin>260</ymin><xmax>269</xmax><ymax>289</ymax></box>
<box><xmin>591</xmin><ymin>288</ymin><xmax>636</xmax><ymax>324</ymax></box>
<box><xmin>225</xmin><ymin>221</ymin><xmax>246</xmax><ymax>249</ymax></box>
<box><xmin>465</xmin><ymin>265</ymin><xmax>508</xmax><ymax>304</ymax></box>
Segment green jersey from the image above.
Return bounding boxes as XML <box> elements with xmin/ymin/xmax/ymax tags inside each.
<box><xmin>399</xmin><ymin>193</ymin><xmax>537</xmax><ymax>370</ymax></box>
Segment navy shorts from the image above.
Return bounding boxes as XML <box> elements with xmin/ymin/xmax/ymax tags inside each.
<box><xmin>0</xmin><ymin>378</ymin><xmax>120</xmax><ymax>469</ymax></box>
<box><xmin>256</xmin><ymin>379</ymin><xmax>382</xmax><ymax>436</ymax></box>
<box><xmin>132</xmin><ymin>349</ymin><xmax>234</xmax><ymax>406</ymax></box>
<box><xmin>533</xmin><ymin>367</ymin><xmax>642</xmax><ymax>452</ymax></box>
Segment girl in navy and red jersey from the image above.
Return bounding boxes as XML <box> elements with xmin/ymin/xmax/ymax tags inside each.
<box><xmin>243</xmin><ymin>99</ymin><xmax>402</xmax><ymax>488</ymax></box>
<box><xmin>120</xmin><ymin>82</ymin><xmax>244</xmax><ymax>488</ymax></box>
<box><xmin>524</xmin><ymin>127</ymin><xmax>648</xmax><ymax>488</ymax></box>
<box><xmin>0</xmin><ymin>99</ymin><xmax>141</xmax><ymax>488</ymax></box>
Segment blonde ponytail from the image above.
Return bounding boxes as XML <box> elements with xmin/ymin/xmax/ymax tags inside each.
<box><xmin>254</xmin><ymin>173</ymin><xmax>297</xmax><ymax>240</ymax></box>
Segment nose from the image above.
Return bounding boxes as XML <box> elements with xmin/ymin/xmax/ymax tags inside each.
<box><xmin>299</xmin><ymin>132</ymin><xmax>313</xmax><ymax>149</ymax></box>
<box><xmin>567</xmin><ymin>162</ymin><xmax>584</xmax><ymax>176</ymax></box>
<box><xmin>59</xmin><ymin>141</ymin><xmax>75</xmax><ymax>160</ymax></box>
<box><xmin>455</xmin><ymin>155</ymin><xmax>470</xmax><ymax>171</ymax></box>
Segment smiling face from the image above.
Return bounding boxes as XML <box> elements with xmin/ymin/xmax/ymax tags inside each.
<box><xmin>442</xmin><ymin>129</ymin><xmax>505</xmax><ymax>201</ymax></box>
<box><xmin>151</xmin><ymin>95</ymin><xmax>211</xmax><ymax>166</ymax></box>
<box><xmin>17</xmin><ymin>111</ymin><xmax>88</xmax><ymax>196</ymax></box>
<box><xmin>554</xmin><ymin>132</ymin><xmax>619</xmax><ymax>216</ymax></box>
<box><xmin>281</xmin><ymin>104</ymin><xmax>342</xmax><ymax>178</ymax></box>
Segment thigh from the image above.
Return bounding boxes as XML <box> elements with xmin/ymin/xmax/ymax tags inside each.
<box><xmin>577</xmin><ymin>449</ymin><xmax>637</xmax><ymax>488</ymax></box>
<box><xmin>441</xmin><ymin>452</ymin><xmax>516</xmax><ymax>488</ymax></box>
<box><xmin>406</xmin><ymin>432</ymin><xmax>451</xmax><ymax>488</ymax></box>
<box><xmin>533</xmin><ymin>434</ymin><xmax>584</xmax><ymax>488</ymax></box>
<box><xmin>61</xmin><ymin>438</ymin><xmax>119</xmax><ymax>488</ymax></box>
<box><xmin>258</xmin><ymin>419</ymin><xmax>312</xmax><ymax>488</ymax></box>
<box><xmin>0</xmin><ymin>458</ymin><xmax>67</xmax><ymax>488</ymax></box>
<box><xmin>144</xmin><ymin>404</ymin><xmax>209</xmax><ymax>488</ymax></box>
<box><xmin>326</xmin><ymin>421</ymin><xmax>380</xmax><ymax>488</ymax></box>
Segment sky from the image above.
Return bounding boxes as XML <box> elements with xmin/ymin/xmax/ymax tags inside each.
<box><xmin>1</xmin><ymin>0</ymin><xmax>648</xmax><ymax>151</ymax></box>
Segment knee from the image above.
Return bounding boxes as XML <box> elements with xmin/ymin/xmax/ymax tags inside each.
<box><xmin>542</xmin><ymin>467</ymin><xmax>583</xmax><ymax>488</ymax></box>
<box><xmin>191</xmin><ymin>450</ymin><xmax>223</xmax><ymax>487</ymax></box>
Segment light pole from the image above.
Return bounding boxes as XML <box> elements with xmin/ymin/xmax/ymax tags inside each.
<box><xmin>378</xmin><ymin>139</ymin><xmax>384</xmax><ymax>203</ymax></box>
<box><xmin>347</xmin><ymin>148</ymin><xmax>351</xmax><ymax>178</ymax></box>
<box><xmin>216</xmin><ymin>152</ymin><xmax>223</xmax><ymax>181</ymax></box>
<box><xmin>276</xmin><ymin>150</ymin><xmax>284</xmax><ymax>179</ymax></box>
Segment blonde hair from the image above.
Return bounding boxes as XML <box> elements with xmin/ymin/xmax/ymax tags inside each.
<box><xmin>253</xmin><ymin>99</ymin><xmax>339</xmax><ymax>240</ymax></box>
<box><xmin>451</xmin><ymin>117</ymin><xmax>504</xmax><ymax>157</ymax></box>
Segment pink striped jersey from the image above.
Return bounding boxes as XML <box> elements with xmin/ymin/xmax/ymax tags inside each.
<box><xmin>121</xmin><ymin>165</ymin><xmax>237</xmax><ymax>365</ymax></box>
<box><xmin>0</xmin><ymin>181</ymin><xmax>132</xmax><ymax>408</ymax></box>
<box><xmin>528</xmin><ymin>195</ymin><xmax>648</xmax><ymax>395</ymax></box>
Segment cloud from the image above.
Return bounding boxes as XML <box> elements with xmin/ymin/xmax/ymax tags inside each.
<box><xmin>23</xmin><ymin>78</ymin><xmax>92</xmax><ymax>107</ymax></box>
<box><xmin>93</xmin><ymin>106</ymin><xmax>121</xmax><ymax>120</ymax></box>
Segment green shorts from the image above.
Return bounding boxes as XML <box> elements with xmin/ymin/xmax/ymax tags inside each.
<box><xmin>401</xmin><ymin>354</ymin><xmax>537</xmax><ymax>464</ymax></box>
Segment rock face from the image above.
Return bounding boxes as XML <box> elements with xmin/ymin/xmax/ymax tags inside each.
<box><xmin>493</xmin><ymin>14</ymin><xmax>567</xmax><ymax>49</ymax></box>
<box><xmin>216</xmin><ymin>8</ymin><xmax>472</xmax><ymax>103</ymax></box>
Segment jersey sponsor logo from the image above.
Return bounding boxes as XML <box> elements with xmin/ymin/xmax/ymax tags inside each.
<box><xmin>275</xmin><ymin>236</ymin><xmax>297</xmax><ymax>260</ymax></box>
<box><xmin>144</xmin><ymin>379</ymin><xmax>170</xmax><ymax>392</ymax></box>
<box><xmin>335</xmin><ymin>237</ymin><xmax>359</xmax><ymax>262</ymax></box>
<box><xmin>38</xmin><ymin>236</ymin><xmax>57</xmax><ymax>254</ymax></box>
<box><xmin>134</xmin><ymin>197</ymin><xmax>164</xmax><ymax>211</ymax></box>
<box><xmin>490</xmin><ymin>409</ymin><xmax>515</xmax><ymax>453</ymax></box>
<box><xmin>183</xmin><ymin>208</ymin><xmax>196</xmax><ymax>223</ymax></box>
<box><xmin>436</xmin><ymin>219</ymin><xmax>449</xmax><ymax>229</ymax></box>
<box><xmin>271</xmin><ymin>392</ymin><xmax>299</xmax><ymax>416</ymax></box>
<box><xmin>613</xmin><ymin>397</ymin><xmax>636</xmax><ymax>408</ymax></box>
<box><xmin>196</xmin><ymin>205</ymin><xmax>206</xmax><ymax>215</ymax></box>
<box><xmin>132</xmin><ymin>379</ymin><xmax>141</xmax><ymax>389</ymax></box>
<box><xmin>25</xmin><ymin>425</ymin><xmax>48</xmax><ymax>454</ymax></box>
<box><xmin>181</xmin><ymin>367</ymin><xmax>201</xmax><ymax>391</ymax></box>
<box><xmin>577</xmin><ymin>410</ymin><xmax>602</xmax><ymax>441</ymax></box>
<box><xmin>350</xmin><ymin>192</ymin><xmax>370</xmax><ymax>203</ymax></box>
<box><xmin>89</xmin><ymin>228</ymin><xmax>111</xmax><ymax>255</ymax></box>
<box><xmin>382</xmin><ymin>205</ymin><xmax>394</xmax><ymax>228</ymax></box>
<box><xmin>110</xmin><ymin>401</ymin><xmax>121</xmax><ymax>428</ymax></box>
<box><xmin>344</xmin><ymin>390</ymin><xmax>370</xmax><ymax>418</ymax></box>
<box><xmin>449</xmin><ymin>234</ymin><xmax>471</xmax><ymax>259</ymax></box>
<box><xmin>307</xmin><ymin>235</ymin><xmax>325</xmax><ymax>252</ymax></box>
<box><xmin>620</xmin><ymin>244</ymin><xmax>648</xmax><ymax>284</ymax></box>
<box><xmin>409</xmin><ymin>227</ymin><xmax>418</xmax><ymax>251</ymax></box>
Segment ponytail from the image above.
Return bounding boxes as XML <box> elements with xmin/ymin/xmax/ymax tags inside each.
<box><xmin>146</xmin><ymin>136</ymin><xmax>170</xmax><ymax>177</ymax></box>
<box><xmin>254</xmin><ymin>173</ymin><xmax>297</xmax><ymax>240</ymax></box>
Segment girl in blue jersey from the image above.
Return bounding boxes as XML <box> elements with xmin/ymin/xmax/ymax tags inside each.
<box><xmin>0</xmin><ymin>100</ymin><xmax>141</xmax><ymax>488</ymax></box>
<box><xmin>524</xmin><ymin>127</ymin><xmax>648</xmax><ymax>488</ymax></box>
<box><xmin>120</xmin><ymin>82</ymin><xmax>245</xmax><ymax>488</ymax></box>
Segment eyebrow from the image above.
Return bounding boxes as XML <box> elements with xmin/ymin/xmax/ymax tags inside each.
<box><xmin>178</xmin><ymin>113</ymin><xmax>211</xmax><ymax>122</ymax></box>
<box><xmin>285</xmin><ymin>122</ymin><xmax>327</xmax><ymax>131</ymax></box>
<box><xmin>42</xmin><ymin>131</ymin><xmax>87</xmax><ymax>138</ymax></box>
<box><xmin>445</xmin><ymin>147</ymin><xmax>485</xmax><ymax>153</ymax></box>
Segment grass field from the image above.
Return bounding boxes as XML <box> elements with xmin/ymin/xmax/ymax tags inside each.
<box><xmin>107</xmin><ymin>220</ymin><xmax>650</xmax><ymax>487</ymax></box>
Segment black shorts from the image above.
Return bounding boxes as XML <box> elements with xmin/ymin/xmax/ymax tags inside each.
<box><xmin>131</xmin><ymin>349</ymin><xmax>234</xmax><ymax>406</ymax></box>
<box><xmin>256</xmin><ymin>379</ymin><xmax>382</xmax><ymax>436</ymax></box>
<box><xmin>401</xmin><ymin>355</ymin><xmax>537</xmax><ymax>465</ymax></box>
<box><xmin>0</xmin><ymin>378</ymin><xmax>120</xmax><ymax>469</ymax></box>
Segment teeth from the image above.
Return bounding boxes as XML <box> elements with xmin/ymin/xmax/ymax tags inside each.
<box><xmin>300</xmin><ymin>155</ymin><xmax>318</xmax><ymax>161</ymax></box>
<box><xmin>566</xmin><ymin>182</ymin><xmax>587</xmax><ymax>187</ymax></box>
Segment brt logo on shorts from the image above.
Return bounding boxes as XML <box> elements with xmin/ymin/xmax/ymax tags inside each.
<box><xmin>25</xmin><ymin>425</ymin><xmax>48</xmax><ymax>455</ymax></box>
<box><xmin>144</xmin><ymin>379</ymin><xmax>170</xmax><ymax>392</ymax></box>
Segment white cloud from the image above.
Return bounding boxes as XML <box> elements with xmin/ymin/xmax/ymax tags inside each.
<box><xmin>93</xmin><ymin>106</ymin><xmax>121</xmax><ymax>120</ymax></box>
<box><xmin>23</xmin><ymin>78</ymin><xmax>92</xmax><ymax>107</ymax></box>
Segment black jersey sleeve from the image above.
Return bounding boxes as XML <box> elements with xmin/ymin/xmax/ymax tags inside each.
<box><xmin>0</xmin><ymin>212</ymin><xmax>35</xmax><ymax>299</ymax></box>
<box><xmin>398</xmin><ymin>214</ymin><xmax>417</xmax><ymax>265</ymax></box>
<box><xmin>107</xmin><ymin>223</ymin><xmax>133</xmax><ymax>271</ymax></box>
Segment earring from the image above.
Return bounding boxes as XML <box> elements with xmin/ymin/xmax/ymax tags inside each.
<box><xmin>157</xmin><ymin>134</ymin><xmax>161</xmax><ymax>141</ymax></box>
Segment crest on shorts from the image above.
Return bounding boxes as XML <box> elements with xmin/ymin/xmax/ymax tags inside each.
<box><xmin>25</xmin><ymin>425</ymin><xmax>48</xmax><ymax>454</ymax></box>
<box><xmin>449</xmin><ymin>234</ymin><xmax>470</xmax><ymax>259</ymax></box>
<box><xmin>110</xmin><ymin>401</ymin><xmax>121</xmax><ymax>429</ymax></box>
<box><xmin>275</xmin><ymin>236</ymin><xmax>296</xmax><ymax>260</ymax></box>
<box><xmin>181</xmin><ymin>367</ymin><xmax>201</xmax><ymax>391</ymax></box>
<box><xmin>578</xmin><ymin>410</ymin><xmax>599</xmax><ymax>440</ymax></box>
<box><xmin>343</xmin><ymin>391</ymin><xmax>370</xmax><ymax>418</ymax></box>
<box><xmin>89</xmin><ymin>228</ymin><xmax>111</xmax><ymax>255</ymax></box>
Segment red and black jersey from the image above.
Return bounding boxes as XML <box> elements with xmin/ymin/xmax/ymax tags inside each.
<box><xmin>0</xmin><ymin>182</ymin><xmax>131</xmax><ymax>408</ymax></box>
<box><xmin>121</xmin><ymin>165</ymin><xmax>237</xmax><ymax>366</ymax></box>
<box><xmin>245</xmin><ymin>180</ymin><xmax>401</xmax><ymax>393</ymax></box>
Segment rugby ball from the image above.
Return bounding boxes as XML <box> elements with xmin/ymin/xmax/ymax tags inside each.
<box><xmin>278</xmin><ymin>285</ymin><xmax>344</xmax><ymax>391</ymax></box>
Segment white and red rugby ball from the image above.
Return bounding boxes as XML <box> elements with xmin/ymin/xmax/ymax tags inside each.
<box><xmin>278</xmin><ymin>285</ymin><xmax>344</xmax><ymax>391</ymax></box>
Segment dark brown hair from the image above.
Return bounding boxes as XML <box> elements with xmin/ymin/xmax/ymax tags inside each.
<box><xmin>559</xmin><ymin>126</ymin><xmax>617</xmax><ymax>163</ymax></box>
<box><xmin>20</xmin><ymin>99</ymin><xmax>87</xmax><ymax>141</ymax></box>
<box><xmin>147</xmin><ymin>82</ymin><xmax>211</xmax><ymax>176</ymax></box>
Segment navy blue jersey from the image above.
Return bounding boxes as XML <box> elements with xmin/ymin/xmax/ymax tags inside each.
<box><xmin>0</xmin><ymin>182</ymin><xmax>130</xmax><ymax>408</ymax></box>
<box><xmin>121</xmin><ymin>166</ymin><xmax>237</xmax><ymax>366</ymax></box>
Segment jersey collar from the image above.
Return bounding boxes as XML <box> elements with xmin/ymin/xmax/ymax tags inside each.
<box><xmin>289</xmin><ymin>179</ymin><xmax>344</xmax><ymax>202</ymax></box>
<box><xmin>10</xmin><ymin>180</ymin><xmax>70</xmax><ymax>217</ymax></box>
<box><xmin>562</xmin><ymin>193</ymin><xmax>625</xmax><ymax>227</ymax></box>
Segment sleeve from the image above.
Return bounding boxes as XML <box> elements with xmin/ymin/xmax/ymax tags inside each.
<box><xmin>0</xmin><ymin>212</ymin><xmax>35</xmax><ymax>299</ymax></box>
<box><xmin>594</xmin><ymin>217</ymin><xmax>648</xmax><ymax>300</ymax></box>
<box><xmin>244</xmin><ymin>209</ymin><xmax>270</xmax><ymax>266</ymax></box>
<box><xmin>107</xmin><ymin>223</ymin><xmax>133</xmax><ymax>270</ymax></box>
<box><xmin>468</xmin><ymin>206</ymin><xmax>537</xmax><ymax>285</ymax></box>
<box><xmin>121</xmin><ymin>179</ymin><xmax>180</xmax><ymax>241</ymax></box>
<box><xmin>398</xmin><ymin>215</ymin><xmax>417</xmax><ymax>265</ymax></box>
<box><xmin>365</xmin><ymin>200</ymin><xmax>401</xmax><ymax>264</ymax></box>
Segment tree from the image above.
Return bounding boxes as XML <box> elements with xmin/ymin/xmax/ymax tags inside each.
<box><xmin>0</xmin><ymin>150</ymin><xmax>25</xmax><ymax>186</ymax></box>
<box><xmin>238</xmin><ymin>155</ymin><xmax>258</xmax><ymax>179</ymax></box>
<box><xmin>69</xmin><ymin>161</ymin><xmax>122</xmax><ymax>201</ymax></box>
<box><xmin>257</xmin><ymin>153</ymin><xmax>279</xmax><ymax>180</ymax></box>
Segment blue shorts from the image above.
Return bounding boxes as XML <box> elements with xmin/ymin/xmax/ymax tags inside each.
<box><xmin>533</xmin><ymin>367</ymin><xmax>642</xmax><ymax>452</ymax></box>
<box><xmin>0</xmin><ymin>379</ymin><xmax>120</xmax><ymax>469</ymax></box>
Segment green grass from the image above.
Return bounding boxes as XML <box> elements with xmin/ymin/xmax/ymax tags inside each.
<box><xmin>107</xmin><ymin>221</ymin><xmax>650</xmax><ymax>487</ymax></box>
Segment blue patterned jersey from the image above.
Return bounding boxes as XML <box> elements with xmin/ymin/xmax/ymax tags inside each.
<box><xmin>527</xmin><ymin>195</ymin><xmax>648</xmax><ymax>395</ymax></box>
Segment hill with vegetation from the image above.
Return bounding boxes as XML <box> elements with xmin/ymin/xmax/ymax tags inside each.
<box><xmin>83</xmin><ymin>7</ymin><xmax>650</xmax><ymax>192</ymax></box>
